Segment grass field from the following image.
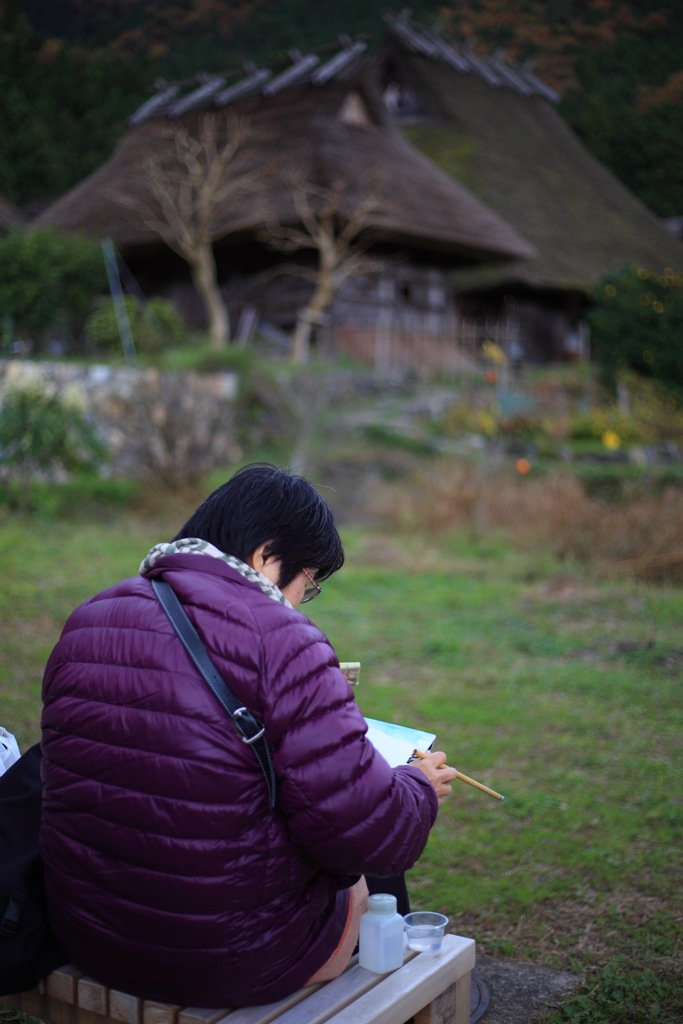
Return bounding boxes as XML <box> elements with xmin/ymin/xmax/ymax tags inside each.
<box><xmin>2</xmin><ymin>497</ymin><xmax>682</xmax><ymax>1023</ymax></box>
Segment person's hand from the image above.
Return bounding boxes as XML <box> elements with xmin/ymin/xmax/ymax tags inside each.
<box><xmin>411</xmin><ymin>750</ymin><xmax>458</xmax><ymax>806</ymax></box>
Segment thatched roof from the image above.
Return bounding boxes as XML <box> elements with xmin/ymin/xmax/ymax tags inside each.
<box><xmin>33</xmin><ymin>40</ymin><xmax>534</xmax><ymax>267</ymax></box>
<box><xmin>377</xmin><ymin>13</ymin><xmax>683</xmax><ymax>293</ymax></box>
<box><xmin>0</xmin><ymin>194</ymin><xmax>24</xmax><ymax>234</ymax></box>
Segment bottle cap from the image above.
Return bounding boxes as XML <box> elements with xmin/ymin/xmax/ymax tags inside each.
<box><xmin>367</xmin><ymin>893</ymin><xmax>398</xmax><ymax>914</ymax></box>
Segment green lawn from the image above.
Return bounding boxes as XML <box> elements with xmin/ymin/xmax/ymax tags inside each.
<box><xmin>3</xmin><ymin>510</ymin><xmax>681</xmax><ymax>1023</ymax></box>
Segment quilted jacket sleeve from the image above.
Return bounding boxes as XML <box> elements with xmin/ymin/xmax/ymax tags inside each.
<box><xmin>147</xmin><ymin>557</ymin><xmax>439</xmax><ymax>881</ymax></box>
<box><xmin>258</xmin><ymin>615</ymin><xmax>438</xmax><ymax>878</ymax></box>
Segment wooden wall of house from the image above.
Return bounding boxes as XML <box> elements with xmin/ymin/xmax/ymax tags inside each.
<box><xmin>333</xmin><ymin>325</ymin><xmax>476</xmax><ymax>374</ymax></box>
<box><xmin>123</xmin><ymin>240</ymin><xmax>591</xmax><ymax>370</ymax></box>
<box><xmin>455</xmin><ymin>292</ymin><xmax>590</xmax><ymax>365</ymax></box>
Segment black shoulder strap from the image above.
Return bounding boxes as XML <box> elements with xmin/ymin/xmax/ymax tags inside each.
<box><xmin>151</xmin><ymin>576</ymin><xmax>276</xmax><ymax>810</ymax></box>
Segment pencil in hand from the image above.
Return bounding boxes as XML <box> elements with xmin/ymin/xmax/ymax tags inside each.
<box><xmin>412</xmin><ymin>748</ymin><xmax>506</xmax><ymax>801</ymax></box>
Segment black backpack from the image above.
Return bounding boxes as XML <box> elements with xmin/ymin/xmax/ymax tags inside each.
<box><xmin>0</xmin><ymin>743</ymin><xmax>67</xmax><ymax>995</ymax></box>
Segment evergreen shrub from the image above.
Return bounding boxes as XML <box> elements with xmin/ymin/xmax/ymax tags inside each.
<box><xmin>86</xmin><ymin>296</ymin><xmax>186</xmax><ymax>356</ymax></box>
<box><xmin>589</xmin><ymin>264</ymin><xmax>683</xmax><ymax>396</ymax></box>
<box><xmin>0</xmin><ymin>229</ymin><xmax>106</xmax><ymax>349</ymax></box>
<box><xmin>0</xmin><ymin>370</ymin><xmax>107</xmax><ymax>508</ymax></box>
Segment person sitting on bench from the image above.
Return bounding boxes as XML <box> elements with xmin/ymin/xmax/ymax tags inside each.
<box><xmin>40</xmin><ymin>463</ymin><xmax>457</xmax><ymax>1009</ymax></box>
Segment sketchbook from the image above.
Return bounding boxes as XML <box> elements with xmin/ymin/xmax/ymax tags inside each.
<box><xmin>339</xmin><ymin>661</ymin><xmax>435</xmax><ymax>767</ymax></box>
<box><xmin>364</xmin><ymin>717</ymin><xmax>436</xmax><ymax>768</ymax></box>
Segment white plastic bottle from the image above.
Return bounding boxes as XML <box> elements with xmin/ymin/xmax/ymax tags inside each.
<box><xmin>358</xmin><ymin>893</ymin><xmax>405</xmax><ymax>973</ymax></box>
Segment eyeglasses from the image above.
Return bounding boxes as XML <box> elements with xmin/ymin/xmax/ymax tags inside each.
<box><xmin>301</xmin><ymin>568</ymin><xmax>322</xmax><ymax>604</ymax></box>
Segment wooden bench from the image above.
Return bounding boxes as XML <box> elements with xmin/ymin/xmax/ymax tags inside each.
<box><xmin>0</xmin><ymin>933</ymin><xmax>475</xmax><ymax>1024</ymax></box>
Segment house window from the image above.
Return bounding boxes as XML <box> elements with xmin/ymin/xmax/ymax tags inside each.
<box><xmin>427</xmin><ymin>282</ymin><xmax>445</xmax><ymax>310</ymax></box>
<box><xmin>339</xmin><ymin>91</ymin><xmax>371</xmax><ymax>125</ymax></box>
<box><xmin>382</xmin><ymin>81</ymin><xmax>421</xmax><ymax>118</ymax></box>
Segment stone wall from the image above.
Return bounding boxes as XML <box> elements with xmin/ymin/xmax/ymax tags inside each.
<box><xmin>0</xmin><ymin>360</ymin><xmax>239</xmax><ymax>482</ymax></box>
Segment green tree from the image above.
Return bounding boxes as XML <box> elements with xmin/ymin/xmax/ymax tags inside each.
<box><xmin>0</xmin><ymin>14</ymin><xmax>62</xmax><ymax>204</ymax></box>
<box><xmin>0</xmin><ymin>11</ymin><xmax>156</xmax><ymax>207</ymax></box>
<box><xmin>0</xmin><ymin>229</ymin><xmax>106</xmax><ymax>351</ymax></box>
<box><xmin>589</xmin><ymin>264</ymin><xmax>683</xmax><ymax>395</ymax></box>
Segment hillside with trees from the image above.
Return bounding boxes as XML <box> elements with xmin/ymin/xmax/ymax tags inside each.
<box><xmin>0</xmin><ymin>0</ymin><xmax>681</xmax><ymax>217</ymax></box>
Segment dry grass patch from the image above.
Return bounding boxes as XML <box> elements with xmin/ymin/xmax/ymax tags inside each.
<box><xmin>450</xmin><ymin>891</ymin><xmax>681</xmax><ymax>973</ymax></box>
<box><xmin>374</xmin><ymin>462</ymin><xmax>683</xmax><ymax>583</ymax></box>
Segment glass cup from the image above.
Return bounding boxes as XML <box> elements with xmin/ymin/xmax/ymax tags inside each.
<box><xmin>403</xmin><ymin>912</ymin><xmax>449</xmax><ymax>952</ymax></box>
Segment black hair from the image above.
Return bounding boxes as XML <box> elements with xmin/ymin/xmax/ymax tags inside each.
<box><xmin>173</xmin><ymin>462</ymin><xmax>344</xmax><ymax>588</ymax></box>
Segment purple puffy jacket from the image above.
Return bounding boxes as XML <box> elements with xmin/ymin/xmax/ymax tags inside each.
<box><xmin>40</xmin><ymin>554</ymin><xmax>437</xmax><ymax>1007</ymax></box>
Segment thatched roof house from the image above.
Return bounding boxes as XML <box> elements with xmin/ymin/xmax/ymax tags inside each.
<box><xmin>34</xmin><ymin>38</ymin><xmax>534</xmax><ymax>367</ymax></box>
<box><xmin>373</xmin><ymin>13</ymin><xmax>683</xmax><ymax>361</ymax></box>
<box><xmin>36</xmin><ymin>73</ymin><xmax>533</xmax><ymax>265</ymax></box>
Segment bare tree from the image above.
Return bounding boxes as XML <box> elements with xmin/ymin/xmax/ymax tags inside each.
<box><xmin>261</xmin><ymin>170</ymin><xmax>384</xmax><ymax>364</ymax></box>
<box><xmin>243</xmin><ymin>364</ymin><xmax>358</xmax><ymax>475</ymax></box>
<box><xmin>108</xmin><ymin>115</ymin><xmax>263</xmax><ymax>349</ymax></box>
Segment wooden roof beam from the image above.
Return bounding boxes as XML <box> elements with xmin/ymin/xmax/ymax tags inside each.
<box><xmin>214</xmin><ymin>68</ymin><xmax>273</xmax><ymax>107</ymax></box>
<box><xmin>262</xmin><ymin>53</ymin><xmax>320</xmax><ymax>95</ymax></box>
<box><xmin>128</xmin><ymin>84</ymin><xmax>180</xmax><ymax>126</ymax></box>
<box><xmin>168</xmin><ymin>75</ymin><xmax>228</xmax><ymax>116</ymax></box>
<box><xmin>311</xmin><ymin>42</ymin><xmax>366</xmax><ymax>86</ymax></box>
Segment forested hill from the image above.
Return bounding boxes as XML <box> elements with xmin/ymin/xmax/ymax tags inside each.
<box><xmin>1</xmin><ymin>0</ymin><xmax>682</xmax><ymax>218</ymax></box>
